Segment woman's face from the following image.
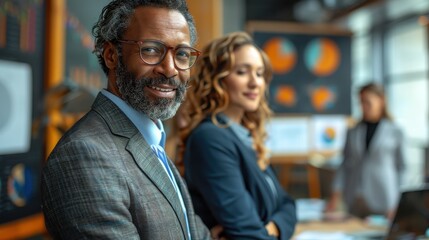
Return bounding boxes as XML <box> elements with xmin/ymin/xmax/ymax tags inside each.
<box><xmin>222</xmin><ymin>45</ymin><xmax>266</xmax><ymax>119</ymax></box>
<box><xmin>360</xmin><ymin>90</ymin><xmax>384</xmax><ymax>122</ymax></box>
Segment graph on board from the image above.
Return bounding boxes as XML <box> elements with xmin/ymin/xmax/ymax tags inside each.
<box><xmin>308</xmin><ymin>85</ymin><xmax>337</xmax><ymax>112</ymax></box>
<box><xmin>0</xmin><ymin>0</ymin><xmax>45</xmax><ymax>225</ymax></box>
<box><xmin>7</xmin><ymin>163</ymin><xmax>35</xmax><ymax>207</ymax></box>
<box><xmin>304</xmin><ymin>38</ymin><xmax>340</xmax><ymax>77</ymax></box>
<box><xmin>263</xmin><ymin>37</ymin><xmax>297</xmax><ymax>74</ymax></box>
<box><xmin>0</xmin><ymin>0</ymin><xmax>43</xmax><ymax>52</ymax></box>
<box><xmin>65</xmin><ymin>0</ymin><xmax>111</xmax><ymax>93</ymax></box>
<box><xmin>254</xmin><ymin>31</ymin><xmax>351</xmax><ymax>114</ymax></box>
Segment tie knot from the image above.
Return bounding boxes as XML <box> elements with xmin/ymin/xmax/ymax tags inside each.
<box><xmin>152</xmin><ymin>144</ymin><xmax>164</xmax><ymax>158</ymax></box>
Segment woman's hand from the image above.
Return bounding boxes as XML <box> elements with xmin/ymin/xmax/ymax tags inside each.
<box><xmin>325</xmin><ymin>191</ymin><xmax>342</xmax><ymax>212</ymax></box>
<box><xmin>265</xmin><ymin>221</ymin><xmax>279</xmax><ymax>237</ymax></box>
<box><xmin>386</xmin><ymin>209</ymin><xmax>396</xmax><ymax>221</ymax></box>
<box><xmin>210</xmin><ymin>225</ymin><xmax>226</xmax><ymax>240</ymax></box>
<box><xmin>211</xmin><ymin>222</ymin><xmax>280</xmax><ymax>239</ymax></box>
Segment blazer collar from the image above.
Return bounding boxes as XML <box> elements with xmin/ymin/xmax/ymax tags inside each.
<box><xmin>366</xmin><ymin>119</ymin><xmax>387</xmax><ymax>154</ymax></box>
<box><xmin>356</xmin><ymin>119</ymin><xmax>388</xmax><ymax>156</ymax></box>
<box><xmin>91</xmin><ymin>93</ymin><xmax>189</xmax><ymax>238</ymax></box>
<box><xmin>91</xmin><ymin>92</ymin><xmax>136</xmax><ymax>138</ymax></box>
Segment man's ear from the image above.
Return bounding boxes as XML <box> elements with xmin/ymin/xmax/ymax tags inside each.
<box><xmin>103</xmin><ymin>42</ymin><xmax>118</xmax><ymax>69</ymax></box>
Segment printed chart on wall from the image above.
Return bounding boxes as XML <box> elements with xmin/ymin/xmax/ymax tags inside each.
<box><xmin>249</xmin><ymin>22</ymin><xmax>352</xmax><ymax>115</ymax></box>
<box><xmin>0</xmin><ymin>0</ymin><xmax>45</xmax><ymax>224</ymax></box>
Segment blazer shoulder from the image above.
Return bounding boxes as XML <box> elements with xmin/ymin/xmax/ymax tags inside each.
<box><xmin>191</xmin><ymin>119</ymin><xmax>230</xmax><ymax>138</ymax></box>
<box><xmin>187</xmin><ymin>121</ymin><xmax>239</xmax><ymax>152</ymax></box>
<box><xmin>91</xmin><ymin>93</ymin><xmax>137</xmax><ymax>137</ymax></box>
<box><xmin>383</xmin><ymin>120</ymin><xmax>404</xmax><ymax>138</ymax></box>
<box><xmin>348</xmin><ymin>122</ymin><xmax>363</xmax><ymax>134</ymax></box>
<box><xmin>383</xmin><ymin>119</ymin><xmax>401</xmax><ymax>128</ymax></box>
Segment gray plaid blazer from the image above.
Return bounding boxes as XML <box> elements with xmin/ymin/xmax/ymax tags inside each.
<box><xmin>41</xmin><ymin>93</ymin><xmax>210</xmax><ymax>239</ymax></box>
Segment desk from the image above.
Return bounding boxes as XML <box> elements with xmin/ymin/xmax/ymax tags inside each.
<box><xmin>271</xmin><ymin>151</ymin><xmax>337</xmax><ymax>199</ymax></box>
<box><xmin>293</xmin><ymin>217</ymin><xmax>387</xmax><ymax>239</ymax></box>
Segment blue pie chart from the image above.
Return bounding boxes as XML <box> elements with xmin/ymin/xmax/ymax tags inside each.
<box><xmin>7</xmin><ymin>164</ymin><xmax>34</xmax><ymax>207</ymax></box>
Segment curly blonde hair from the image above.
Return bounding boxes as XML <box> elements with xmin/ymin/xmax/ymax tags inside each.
<box><xmin>179</xmin><ymin>32</ymin><xmax>273</xmax><ymax>169</ymax></box>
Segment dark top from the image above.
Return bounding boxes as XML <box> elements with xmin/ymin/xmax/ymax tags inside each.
<box><xmin>184</xmin><ymin>115</ymin><xmax>297</xmax><ymax>240</ymax></box>
<box><xmin>364</xmin><ymin>120</ymin><xmax>380</xmax><ymax>150</ymax></box>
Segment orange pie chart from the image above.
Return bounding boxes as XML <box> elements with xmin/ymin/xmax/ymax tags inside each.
<box><xmin>263</xmin><ymin>38</ymin><xmax>297</xmax><ymax>74</ymax></box>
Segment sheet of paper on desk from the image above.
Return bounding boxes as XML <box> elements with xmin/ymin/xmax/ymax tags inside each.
<box><xmin>294</xmin><ymin>231</ymin><xmax>353</xmax><ymax>240</ymax></box>
<box><xmin>296</xmin><ymin>198</ymin><xmax>325</xmax><ymax>222</ymax></box>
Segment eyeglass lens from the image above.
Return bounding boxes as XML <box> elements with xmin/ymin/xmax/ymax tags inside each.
<box><xmin>139</xmin><ymin>41</ymin><xmax>198</xmax><ymax>70</ymax></box>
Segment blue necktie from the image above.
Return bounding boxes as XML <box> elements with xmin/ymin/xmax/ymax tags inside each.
<box><xmin>152</xmin><ymin>145</ymin><xmax>175</xmax><ymax>185</ymax></box>
<box><xmin>151</xmin><ymin>145</ymin><xmax>191</xmax><ymax>239</ymax></box>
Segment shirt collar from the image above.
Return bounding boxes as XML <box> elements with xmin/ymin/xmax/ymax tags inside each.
<box><xmin>101</xmin><ymin>89</ymin><xmax>165</xmax><ymax>147</ymax></box>
<box><xmin>217</xmin><ymin>113</ymin><xmax>253</xmax><ymax>147</ymax></box>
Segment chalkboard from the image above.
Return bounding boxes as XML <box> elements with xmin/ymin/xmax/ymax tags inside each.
<box><xmin>0</xmin><ymin>0</ymin><xmax>45</xmax><ymax>224</ymax></box>
<box><xmin>248</xmin><ymin>21</ymin><xmax>352</xmax><ymax>115</ymax></box>
<box><xmin>65</xmin><ymin>0</ymin><xmax>111</xmax><ymax>105</ymax></box>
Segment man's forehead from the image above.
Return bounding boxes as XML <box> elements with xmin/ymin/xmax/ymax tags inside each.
<box><xmin>125</xmin><ymin>6</ymin><xmax>190</xmax><ymax>43</ymax></box>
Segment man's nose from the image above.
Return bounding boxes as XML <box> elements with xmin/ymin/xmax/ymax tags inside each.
<box><xmin>154</xmin><ymin>50</ymin><xmax>178</xmax><ymax>78</ymax></box>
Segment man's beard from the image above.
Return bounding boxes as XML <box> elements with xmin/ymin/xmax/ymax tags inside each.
<box><xmin>115</xmin><ymin>59</ymin><xmax>188</xmax><ymax>120</ymax></box>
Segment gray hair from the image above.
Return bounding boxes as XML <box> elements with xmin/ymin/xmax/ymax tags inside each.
<box><xmin>92</xmin><ymin>0</ymin><xmax>197</xmax><ymax>75</ymax></box>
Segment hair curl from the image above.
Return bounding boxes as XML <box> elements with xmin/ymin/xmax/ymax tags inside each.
<box><xmin>92</xmin><ymin>0</ymin><xmax>197</xmax><ymax>76</ymax></box>
<box><xmin>179</xmin><ymin>32</ymin><xmax>273</xmax><ymax>169</ymax></box>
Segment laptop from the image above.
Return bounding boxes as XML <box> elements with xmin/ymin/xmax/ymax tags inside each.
<box><xmin>384</xmin><ymin>186</ymin><xmax>429</xmax><ymax>240</ymax></box>
<box><xmin>350</xmin><ymin>186</ymin><xmax>429</xmax><ymax>240</ymax></box>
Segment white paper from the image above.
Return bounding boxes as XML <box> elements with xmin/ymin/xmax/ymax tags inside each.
<box><xmin>266</xmin><ymin>117</ymin><xmax>310</xmax><ymax>154</ymax></box>
<box><xmin>294</xmin><ymin>231</ymin><xmax>353</xmax><ymax>240</ymax></box>
<box><xmin>0</xmin><ymin>59</ymin><xmax>32</xmax><ymax>155</ymax></box>
<box><xmin>296</xmin><ymin>198</ymin><xmax>326</xmax><ymax>222</ymax></box>
<box><xmin>311</xmin><ymin>115</ymin><xmax>347</xmax><ymax>151</ymax></box>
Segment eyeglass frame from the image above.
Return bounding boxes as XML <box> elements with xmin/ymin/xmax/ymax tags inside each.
<box><xmin>116</xmin><ymin>39</ymin><xmax>201</xmax><ymax>70</ymax></box>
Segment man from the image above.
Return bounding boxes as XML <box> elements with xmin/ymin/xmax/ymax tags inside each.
<box><xmin>41</xmin><ymin>1</ymin><xmax>210</xmax><ymax>239</ymax></box>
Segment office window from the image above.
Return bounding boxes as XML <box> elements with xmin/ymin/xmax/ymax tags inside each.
<box><xmin>386</xmin><ymin>20</ymin><xmax>428</xmax><ymax>76</ymax></box>
<box><xmin>384</xmin><ymin>18</ymin><xmax>428</xmax><ymax>186</ymax></box>
<box><xmin>353</xmin><ymin>35</ymin><xmax>372</xmax><ymax>83</ymax></box>
<box><xmin>402</xmin><ymin>145</ymin><xmax>426</xmax><ymax>187</ymax></box>
<box><xmin>351</xmin><ymin>35</ymin><xmax>372</xmax><ymax>118</ymax></box>
<box><xmin>387</xmin><ymin>79</ymin><xmax>428</xmax><ymax>143</ymax></box>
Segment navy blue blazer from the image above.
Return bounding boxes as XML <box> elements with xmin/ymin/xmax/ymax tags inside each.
<box><xmin>184</xmin><ymin>116</ymin><xmax>297</xmax><ymax>240</ymax></box>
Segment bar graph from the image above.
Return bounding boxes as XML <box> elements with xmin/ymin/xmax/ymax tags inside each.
<box><xmin>0</xmin><ymin>0</ymin><xmax>45</xmax><ymax>226</ymax></box>
<box><xmin>65</xmin><ymin>0</ymin><xmax>110</xmax><ymax>92</ymax></box>
<box><xmin>70</xmin><ymin>66</ymin><xmax>103</xmax><ymax>90</ymax></box>
<box><xmin>0</xmin><ymin>0</ymin><xmax>43</xmax><ymax>53</ymax></box>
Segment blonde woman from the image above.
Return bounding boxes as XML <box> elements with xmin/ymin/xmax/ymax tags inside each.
<box><xmin>180</xmin><ymin>32</ymin><xmax>297</xmax><ymax>239</ymax></box>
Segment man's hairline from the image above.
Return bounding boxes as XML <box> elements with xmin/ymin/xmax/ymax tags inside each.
<box><xmin>128</xmin><ymin>5</ymin><xmax>196</xmax><ymax>47</ymax></box>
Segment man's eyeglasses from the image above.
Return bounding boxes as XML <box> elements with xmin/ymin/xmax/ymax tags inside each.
<box><xmin>117</xmin><ymin>39</ymin><xmax>201</xmax><ymax>70</ymax></box>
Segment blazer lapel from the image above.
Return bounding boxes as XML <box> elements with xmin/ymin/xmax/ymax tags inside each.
<box><xmin>126</xmin><ymin>130</ymin><xmax>188</xmax><ymax>239</ymax></box>
<box><xmin>354</xmin><ymin>123</ymin><xmax>366</xmax><ymax>159</ymax></box>
<box><xmin>92</xmin><ymin>93</ymin><xmax>188</xmax><ymax>238</ymax></box>
<box><xmin>367</xmin><ymin>120</ymin><xmax>386</xmax><ymax>156</ymax></box>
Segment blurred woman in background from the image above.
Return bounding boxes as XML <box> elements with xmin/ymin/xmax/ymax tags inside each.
<box><xmin>327</xmin><ymin>83</ymin><xmax>405</xmax><ymax>219</ymax></box>
<box><xmin>179</xmin><ymin>32</ymin><xmax>296</xmax><ymax>239</ymax></box>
